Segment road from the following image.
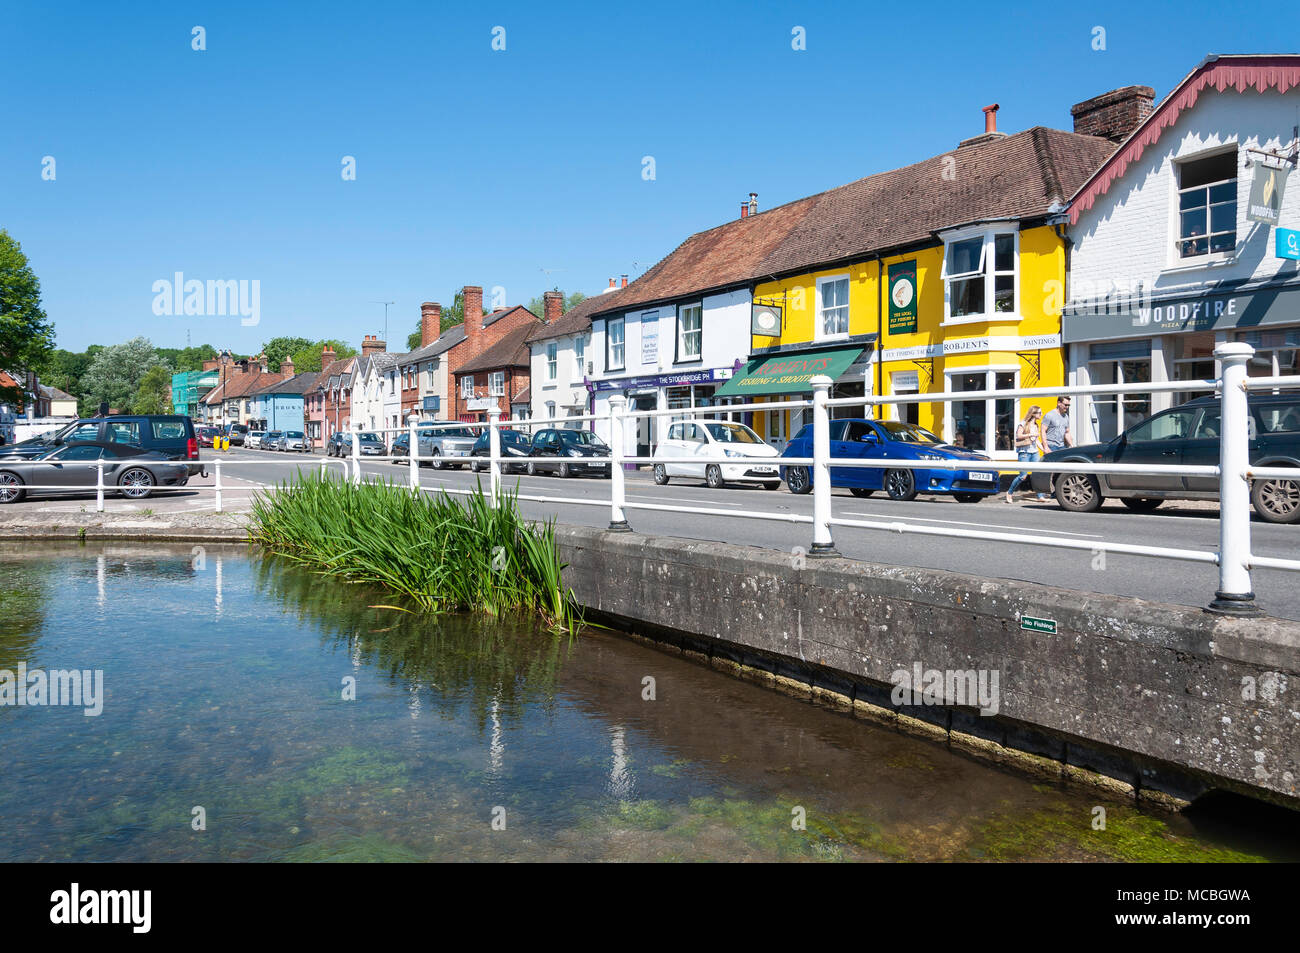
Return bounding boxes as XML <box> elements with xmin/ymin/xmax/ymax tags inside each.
<box><xmin>11</xmin><ymin>446</ymin><xmax>1300</xmax><ymax>620</ymax></box>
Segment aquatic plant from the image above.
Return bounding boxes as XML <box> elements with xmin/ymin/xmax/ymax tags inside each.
<box><xmin>249</xmin><ymin>472</ymin><xmax>579</xmax><ymax>630</ymax></box>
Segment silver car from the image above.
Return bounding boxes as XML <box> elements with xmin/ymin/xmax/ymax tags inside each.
<box><xmin>0</xmin><ymin>442</ymin><xmax>191</xmax><ymax>503</ymax></box>
<box><xmin>278</xmin><ymin>430</ymin><xmax>308</xmax><ymax>452</ymax></box>
<box><xmin>417</xmin><ymin>424</ymin><xmax>480</xmax><ymax>470</ymax></box>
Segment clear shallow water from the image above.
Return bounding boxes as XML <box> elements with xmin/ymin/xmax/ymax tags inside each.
<box><xmin>0</xmin><ymin>542</ymin><xmax>1292</xmax><ymax>863</ymax></box>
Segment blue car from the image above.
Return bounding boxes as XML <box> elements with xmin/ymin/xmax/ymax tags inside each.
<box><xmin>779</xmin><ymin>418</ymin><xmax>1000</xmax><ymax>502</ymax></box>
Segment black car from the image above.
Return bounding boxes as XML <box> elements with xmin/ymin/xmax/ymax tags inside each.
<box><xmin>0</xmin><ymin>441</ymin><xmax>192</xmax><ymax>503</ymax></box>
<box><xmin>526</xmin><ymin>428</ymin><xmax>612</xmax><ymax>477</ymax></box>
<box><xmin>390</xmin><ymin>432</ymin><xmax>411</xmax><ymax>463</ymax></box>
<box><xmin>264</xmin><ymin>430</ymin><xmax>284</xmax><ymax>451</ymax></box>
<box><xmin>1031</xmin><ymin>394</ymin><xmax>1300</xmax><ymax>523</ymax></box>
<box><xmin>0</xmin><ymin>415</ymin><xmax>203</xmax><ymax>476</ymax></box>
<box><xmin>325</xmin><ymin>432</ymin><xmax>387</xmax><ymax>457</ymax></box>
<box><xmin>469</xmin><ymin>429</ymin><xmax>533</xmax><ymax>473</ymax></box>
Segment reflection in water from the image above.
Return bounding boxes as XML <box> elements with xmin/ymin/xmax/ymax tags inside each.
<box><xmin>0</xmin><ymin>541</ymin><xmax>1293</xmax><ymax>863</ymax></box>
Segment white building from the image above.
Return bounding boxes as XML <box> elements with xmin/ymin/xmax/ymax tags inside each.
<box><xmin>1064</xmin><ymin>55</ymin><xmax>1300</xmax><ymax>443</ymax></box>
<box><xmin>351</xmin><ymin>339</ymin><xmax>402</xmax><ymax>433</ymax></box>
<box><xmin>527</xmin><ymin>291</ymin><xmax>607</xmax><ymax>425</ymax></box>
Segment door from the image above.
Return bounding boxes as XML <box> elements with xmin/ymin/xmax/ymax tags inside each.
<box><xmin>1109</xmin><ymin>407</ymin><xmax>1197</xmax><ymax>492</ymax></box>
<box><xmin>631</xmin><ymin>394</ymin><xmax>656</xmax><ymax>465</ymax></box>
<box><xmin>828</xmin><ymin>420</ymin><xmax>858</xmax><ymax>486</ymax></box>
<box><xmin>662</xmin><ymin>423</ymin><xmax>687</xmax><ymax>476</ymax></box>
<box><xmin>36</xmin><ymin>445</ymin><xmax>104</xmax><ymax>491</ymax></box>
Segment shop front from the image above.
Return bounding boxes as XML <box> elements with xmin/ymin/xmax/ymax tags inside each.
<box><xmin>1063</xmin><ymin>284</ymin><xmax>1300</xmax><ymax>444</ymax></box>
<box><xmin>592</xmin><ymin>367</ymin><xmax>737</xmax><ymax>464</ymax></box>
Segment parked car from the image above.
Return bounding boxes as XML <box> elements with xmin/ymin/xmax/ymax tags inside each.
<box><xmin>197</xmin><ymin>425</ymin><xmax>222</xmax><ymax>448</ymax></box>
<box><xmin>1031</xmin><ymin>394</ymin><xmax>1300</xmax><ymax>523</ymax></box>
<box><xmin>277</xmin><ymin>430</ymin><xmax>308</xmax><ymax>452</ymax></box>
<box><xmin>263</xmin><ymin>430</ymin><xmax>283</xmax><ymax>451</ymax></box>
<box><xmin>780</xmin><ymin>419</ymin><xmax>998</xmax><ymax>501</ymax></box>
<box><xmin>469</xmin><ymin>429</ymin><xmax>533</xmax><ymax>473</ymax></box>
<box><xmin>0</xmin><ymin>441</ymin><xmax>192</xmax><ymax>503</ymax></box>
<box><xmin>246</xmin><ymin>430</ymin><xmax>267</xmax><ymax>449</ymax></box>
<box><xmin>525</xmin><ymin>428</ymin><xmax>612</xmax><ymax>478</ymax></box>
<box><xmin>418</xmin><ymin>425</ymin><xmax>480</xmax><ymax>470</ymax></box>
<box><xmin>0</xmin><ymin>414</ymin><xmax>203</xmax><ymax>477</ymax></box>
<box><xmin>225</xmin><ymin>423</ymin><xmax>248</xmax><ymax>446</ymax></box>
<box><xmin>654</xmin><ymin>420</ymin><xmax>779</xmax><ymax>489</ymax></box>
<box><xmin>325</xmin><ymin>432</ymin><xmax>349</xmax><ymax>457</ymax></box>
<box><xmin>390</xmin><ymin>432</ymin><xmax>411</xmax><ymax>463</ymax></box>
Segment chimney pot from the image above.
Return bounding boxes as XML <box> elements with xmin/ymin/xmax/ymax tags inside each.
<box><xmin>608</xmin><ymin>278</ymin><xmax>616</xmax><ymax>288</ymax></box>
<box><xmin>749</xmin><ymin>192</ymin><xmax>758</xmax><ymax>215</ymax></box>
<box><xmin>740</xmin><ymin>203</ymin><xmax>748</xmax><ymax>218</ymax></box>
<box><xmin>983</xmin><ymin>104</ymin><xmax>999</xmax><ymax>134</ymax></box>
<box><xmin>621</xmin><ymin>275</ymin><xmax>628</xmax><ymax>288</ymax></box>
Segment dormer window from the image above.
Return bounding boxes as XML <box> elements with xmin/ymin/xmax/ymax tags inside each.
<box><xmin>942</xmin><ymin>227</ymin><xmax>1018</xmax><ymax>323</ymax></box>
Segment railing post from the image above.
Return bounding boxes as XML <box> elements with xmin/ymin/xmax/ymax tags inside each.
<box><xmin>351</xmin><ymin>422</ymin><xmax>362</xmax><ymax>487</ymax></box>
<box><xmin>1208</xmin><ymin>342</ymin><xmax>1262</xmax><ymax>616</ymax></box>
<box><xmin>95</xmin><ymin>462</ymin><xmax>104</xmax><ymax>513</ymax></box>
<box><xmin>407</xmin><ymin>411</ymin><xmax>419</xmax><ymax>492</ymax></box>
<box><xmin>608</xmin><ymin>395</ymin><xmax>631</xmax><ymax>532</ymax></box>
<box><xmin>488</xmin><ymin>405</ymin><xmax>502</xmax><ymax>504</ymax></box>
<box><xmin>809</xmin><ymin>374</ymin><xmax>838</xmax><ymax>557</ymax></box>
<box><xmin>214</xmin><ymin>459</ymin><xmax>223</xmax><ymax>513</ymax></box>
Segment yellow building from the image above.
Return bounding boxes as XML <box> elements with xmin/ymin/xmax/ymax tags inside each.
<box><xmin>717</xmin><ymin>122</ymin><xmax>1116</xmax><ymax>461</ymax></box>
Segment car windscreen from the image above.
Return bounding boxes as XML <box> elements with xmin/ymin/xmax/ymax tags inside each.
<box><xmin>558</xmin><ymin>430</ymin><xmax>606</xmax><ymax>447</ymax></box>
<box><xmin>286</xmin><ymin>431</ymin><xmax>304</xmax><ymax>438</ymax></box>
<box><xmin>703</xmin><ymin>422</ymin><xmax>762</xmax><ymax>444</ymax></box>
<box><xmin>430</xmin><ymin>427</ymin><xmax>478</xmax><ymax>439</ymax></box>
<box><xmin>877</xmin><ymin>421</ymin><xmax>942</xmax><ymax>444</ymax></box>
<box><xmin>359</xmin><ymin>434</ymin><xmax>383</xmax><ymax>443</ymax></box>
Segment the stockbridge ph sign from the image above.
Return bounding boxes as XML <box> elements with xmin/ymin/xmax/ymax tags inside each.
<box><xmin>591</xmin><ymin>368</ymin><xmax>733</xmax><ymax>393</ymax></box>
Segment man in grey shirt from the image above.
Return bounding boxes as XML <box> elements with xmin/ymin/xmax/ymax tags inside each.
<box><xmin>1042</xmin><ymin>397</ymin><xmax>1073</xmax><ymax>451</ymax></box>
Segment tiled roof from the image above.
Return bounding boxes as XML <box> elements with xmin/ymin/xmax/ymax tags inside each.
<box><xmin>39</xmin><ymin>384</ymin><xmax>75</xmax><ymax>400</ymax></box>
<box><xmin>526</xmin><ymin>292</ymin><xmax>622</xmax><ymax>343</ymax></box>
<box><xmin>588</xmin><ymin>126</ymin><xmax>1115</xmax><ymax>318</ymax></box>
<box><xmin>482</xmin><ymin>305</ymin><xmax>536</xmax><ymax>329</ymax></box>
<box><xmin>456</xmin><ymin>323</ymin><xmax>535</xmax><ymax>374</ymax></box>
<box><xmin>203</xmin><ymin>368</ymin><xmax>273</xmax><ymax>403</ymax></box>
<box><xmin>512</xmin><ymin>385</ymin><xmax>530</xmax><ymax>405</ymax></box>
<box><xmin>401</xmin><ymin>323</ymin><xmax>466</xmax><ymax>364</ymax></box>
<box><xmin>254</xmin><ymin>372</ymin><xmax>319</xmax><ymax>396</ymax></box>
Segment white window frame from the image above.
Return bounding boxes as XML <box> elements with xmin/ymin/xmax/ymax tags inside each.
<box><xmin>460</xmin><ymin>376</ymin><xmax>474</xmax><ymax>399</ymax></box>
<box><xmin>546</xmin><ymin>342</ymin><xmax>558</xmax><ymax>381</ymax></box>
<box><xmin>1173</xmin><ymin>149</ymin><xmax>1239</xmax><ymax>264</ymax></box>
<box><xmin>488</xmin><ymin>371</ymin><xmax>505</xmax><ymax>397</ymax></box>
<box><xmin>574</xmin><ymin>334</ymin><xmax>587</xmax><ymax>376</ymax></box>
<box><xmin>941</xmin><ymin>226</ymin><xmax>1020</xmax><ymax>326</ymax></box>
<box><xmin>815</xmin><ymin>274</ymin><xmax>851</xmax><ymax>342</ymax></box>
<box><xmin>942</xmin><ymin>365</ymin><xmax>1020</xmax><ymax>458</ymax></box>
<box><xmin>426</xmin><ymin>363</ymin><xmax>436</xmax><ymax>389</ymax></box>
<box><xmin>607</xmin><ymin>317</ymin><xmax>625</xmax><ymax>371</ymax></box>
<box><xmin>676</xmin><ymin>303</ymin><xmax>703</xmax><ymax>362</ymax></box>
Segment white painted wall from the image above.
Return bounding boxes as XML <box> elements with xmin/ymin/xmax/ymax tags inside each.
<box><xmin>529</xmin><ymin>330</ymin><xmax>591</xmax><ymax>423</ymax></box>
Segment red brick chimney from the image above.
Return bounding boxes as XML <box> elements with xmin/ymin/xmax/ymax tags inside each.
<box><xmin>361</xmin><ymin>334</ymin><xmax>386</xmax><ymax>357</ymax></box>
<box><xmin>1071</xmin><ymin>86</ymin><xmax>1156</xmax><ymax>143</ymax></box>
<box><xmin>321</xmin><ymin>344</ymin><xmax>336</xmax><ymax>368</ymax></box>
<box><xmin>740</xmin><ymin>203</ymin><xmax>749</xmax><ymax>219</ymax></box>
<box><xmin>543</xmin><ymin>291</ymin><xmax>563</xmax><ymax>325</ymax></box>
<box><xmin>621</xmin><ymin>275</ymin><xmax>628</xmax><ymax>288</ymax></box>
<box><xmin>281</xmin><ymin>356</ymin><xmax>295</xmax><ymax>380</ymax></box>
<box><xmin>420</xmin><ymin>302</ymin><xmax>441</xmax><ymax>347</ymax></box>
<box><xmin>463</xmin><ymin>285</ymin><xmax>483</xmax><ymax>348</ymax></box>
<box><xmin>202</xmin><ymin>357</ymin><xmax>220</xmax><ymax>371</ymax></box>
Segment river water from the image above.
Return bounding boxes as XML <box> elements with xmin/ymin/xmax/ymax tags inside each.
<box><xmin>0</xmin><ymin>542</ymin><xmax>1291</xmax><ymax>862</ymax></box>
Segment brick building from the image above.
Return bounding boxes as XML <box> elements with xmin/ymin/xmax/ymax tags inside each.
<box><xmin>447</xmin><ymin>285</ymin><xmax>546</xmax><ymax>420</ymax></box>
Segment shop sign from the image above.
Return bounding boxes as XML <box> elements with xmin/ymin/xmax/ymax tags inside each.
<box><xmin>1062</xmin><ymin>286</ymin><xmax>1300</xmax><ymax>343</ymax></box>
<box><xmin>892</xmin><ymin>369</ymin><xmax>920</xmax><ymax>391</ymax></box>
<box><xmin>888</xmin><ymin>260</ymin><xmax>918</xmax><ymax>334</ymax></box>
<box><xmin>1277</xmin><ymin>227</ymin><xmax>1300</xmax><ymax>261</ymax></box>
<box><xmin>1247</xmin><ymin>165</ymin><xmax>1290</xmax><ymax>226</ymax></box>
<box><xmin>592</xmin><ymin>368</ymin><xmax>732</xmax><ymax>393</ymax></box>
<box><xmin>467</xmin><ymin>396</ymin><xmax>494</xmax><ymax>411</ymax></box>
<box><xmin>752</xmin><ymin>303</ymin><xmax>782</xmax><ymax>336</ymax></box>
<box><xmin>641</xmin><ymin>318</ymin><xmax>659</xmax><ymax>365</ymax></box>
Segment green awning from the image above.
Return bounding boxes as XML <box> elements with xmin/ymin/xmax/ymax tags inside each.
<box><xmin>714</xmin><ymin>347</ymin><xmax>864</xmax><ymax>398</ymax></box>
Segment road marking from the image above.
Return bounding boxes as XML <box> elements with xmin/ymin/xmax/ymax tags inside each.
<box><xmin>628</xmin><ymin>494</ymin><xmax>744</xmax><ymax>507</ymax></box>
<box><xmin>841</xmin><ymin>510</ymin><xmax>1103</xmax><ymax>538</ymax></box>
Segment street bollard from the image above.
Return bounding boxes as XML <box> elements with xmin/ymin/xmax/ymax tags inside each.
<box><xmin>351</xmin><ymin>423</ymin><xmax>362</xmax><ymax>487</ymax></box>
<box><xmin>214</xmin><ymin>459</ymin><xmax>223</xmax><ymax>513</ymax></box>
<box><xmin>408</xmin><ymin>412</ymin><xmax>420</xmax><ymax>492</ymax></box>
<box><xmin>608</xmin><ymin>395</ymin><xmax>631</xmax><ymax>532</ymax></box>
<box><xmin>809</xmin><ymin>375</ymin><xmax>838</xmax><ymax>557</ymax></box>
<box><xmin>1207</xmin><ymin>343</ymin><xmax>1262</xmax><ymax>616</ymax></box>
<box><xmin>488</xmin><ymin>405</ymin><xmax>502</xmax><ymax>504</ymax></box>
<box><xmin>95</xmin><ymin>462</ymin><xmax>104</xmax><ymax>513</ymax></box>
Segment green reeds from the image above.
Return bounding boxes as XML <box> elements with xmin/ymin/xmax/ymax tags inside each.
<box><xmin>248</xmin><ymin>472</ymin><xmax>579</xmax><ymax>631</ymax></box>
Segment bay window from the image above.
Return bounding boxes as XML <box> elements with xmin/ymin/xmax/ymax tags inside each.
<box><xmin>943</xmin><ymin>228</ymin><xmax>1018</xmax><ymax>322</ymax></box>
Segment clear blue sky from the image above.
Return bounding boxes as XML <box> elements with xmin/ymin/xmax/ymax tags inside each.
<box><xmin>5</xmin><ymin>1</ymin><xmax>1293</xmax><ymax>353</ymax></box>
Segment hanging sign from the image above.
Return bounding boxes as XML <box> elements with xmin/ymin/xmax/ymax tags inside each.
<box><xmin>888</xmin><ymin>261</ymin><xmax>918</xmax><ymax>334</ymax></box>
<box><xmin>1247</xmin><ymin>164</ymin><xmax>1290</xmax><ymax>226</ymax></box>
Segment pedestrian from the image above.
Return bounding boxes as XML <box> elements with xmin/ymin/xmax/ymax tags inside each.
<box><xmin>1042</xmin><ymin>396</ymin><xmax>1073</xmax><ymax>452</ymax></box>
<box><xmin>1006</xmin><ymin>406</ymin><xmax>1049</xmax><ymax>502</ymax></box>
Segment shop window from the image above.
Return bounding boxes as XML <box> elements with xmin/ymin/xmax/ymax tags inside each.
<box><xmin>1176</xmin><ymin>150</ymin><xmax>1237</xmax><ymax>259</ymax></box>
<box><xmin>949</xmin><ymin>370</ymin><xmax>1016</xmax><ymax>454</ymax></box>
<box><xmin>1089</xmin><ymin>341</ymin><xmax>1152</xmax><ymax>441</ymax></box>
<box><xmin>816</xmin><ymin>276</ymin><xmax>850</xmax><ymax>340</ymax></box>
<box><xmin>677</xmin><ymin>304</ymin><xmax>703</xmax><ymax>361</ymax></box>
<box><xmin>607</xmin><ymin>318</ymin><xmax>625</xmax><ymax>371</ymax></box>
<box><xmin>1173</xmin><ymin>331</ymin><xmax>1218</xmax><ymax>403</ymax></box>
<box><xmin>944</xmin><ymin>230</ymin><xmax>1017</xmax><ymax>322</ymax></box>
<box><xmin>1238</xmin><ymin>327</ymin><xmax>1299</xmax><ymax>382</ymax></box>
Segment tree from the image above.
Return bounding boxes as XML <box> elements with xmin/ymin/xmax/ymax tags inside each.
<box><xmin>258</xmin><ymin>336</ymin><xmax>312</xmax><ymax>372</ymax></box>
<box><xmin>81</xmin><ymin>337</ymin><xmax>168</xmax><ymax>413</ymax></box>
<box><xmin>289</xmin><ymin>339</ymin><xmax>357</xmax><ymax>374</ymax></box>
<box><xmin>525</xmin><ymin>289</ymin><xmax>587</xmax><ymax>323</ymax></box>
<box><xmin>0</xmin><ymin>230</ymin><xmax>55</xmax><ymax>404</ymax></box>
<box><xmin>156</xmin><ymin>344</ymin><xmax>218</xmax><ymax>373</ymax></box>
<box><xmin>132</xmin><ymin>365</ymin><xmax>173</xmax><ymax>414</ymax></box>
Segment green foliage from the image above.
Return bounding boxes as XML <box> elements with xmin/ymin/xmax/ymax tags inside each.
<box><xmin>258</xmin><ymin>336</ymin><xmax>313</xmax><ymax>372</ymax></box>
<box><xmin>248</xmin><ymin>474</ymin><xmax>579</xmax><ymax>631</ymax></box>
<box><xmin>525</xmin><ymin>289</ymin><xmax>587</xmax><ymax>323</ymax></box>
<box><xmin>132</xmin><ymin>364</ymin><xmax>173</xmax><ymax>414</ymax></box>
<box><xmin>0</xmin><ymin>230</ymin><xmax>55</xmax><ymax>401</ymax></box>
<box><xmin>80</xmin><ymin>337</ymin><xmax>171</xmax><ymax>414</ymax></box>
<box><xmin>155</xmin><ymin>344</ymin><xmax>217</xmax><ymax>373</ymax></box>
<box><xmin>289</xmin><ymin>339</ymin><xmax>357</xmax><ymax>374</ymax></box>
<box><xmin>406</xmin><ymin>291</ymin><xmax>487</xmax><ymax>350</ymax></box>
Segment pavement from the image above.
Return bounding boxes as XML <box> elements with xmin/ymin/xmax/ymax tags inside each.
<box><xmin>2</xmin><ymin>445</ymin><xmax>1298</xmax><ymax>622</ymax></box>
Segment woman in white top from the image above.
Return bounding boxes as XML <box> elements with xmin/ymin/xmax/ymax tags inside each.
<box><xmin>1006</xmin><ymin>406</ymin><xmax>1049</xmax><ymax>502</ymax></box>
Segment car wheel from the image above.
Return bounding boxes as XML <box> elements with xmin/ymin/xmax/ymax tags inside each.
<box><xmin>431</xmin><ymin>451</ymin><xmax>443</xmax><ymax>470</ymax></box>
<box><xmin>849</xmin><ymin>487</ymin><xmax>873</xmax><ymax>498</ymax></box>
<box><xmin>653</xmin><ymin>464</ymin><xmax>669</xmax><ymax>485</ymax></box>
<box><xmin>706</xmin><ymin>464</ymin><xmax>725</xmax><ymax>489</ymax></box>
<box><xmin>953</xmin><ymin>492</ymin><xmax>984</xmax><ymax>503</ymax></box>
<box><xmin>1120</xmin><ymin>498</ymin><xmax>1163</xmax><ymax>513</ymax></box>
<box><xmin>884</xmin><ymin>469</ymin><xmax>918</xmax><ymax>501</ymax></box>
<box><xmin>119</xmin><ymin>467</ymin><xmax>156</xmax><ymax>499</ymax></box>
<box><xmin>526</xmin><ymin>460</ymin><xmax>537</xmax><ymax>476</ymax></box>
<box><xmin>786</xmin><ymin>466</ymin><xmax>811</xmax><ymax>495</ymax></box>
<box><xmin>1252</xmin><ymin>474</ymin><xmax>1300</xmax><ymax>524</ymax></box>
<box><xmin>1055</xmin><ymin>473</ymin><xmax>1103</xmax><ymax>512</ymax></box>
<box><xmin>470</xmin><ymin>458</ymin><xmax>481</xmax><ymax>472</ymax></box>
<box><xmin>0</xmin><ymin>471</ymin><xmax>25</xmax><ymax>504</ymax></box>
<box><xmin>558</xmin><ymin>462</ymin><xmax>570</xmax><ymax>478</ymax></box>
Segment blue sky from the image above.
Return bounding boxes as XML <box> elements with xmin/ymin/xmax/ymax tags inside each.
<box><xmin>5</xmin><ymin>1</ymin><xmax>1294</xmax><ymax>353</ymax></box>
